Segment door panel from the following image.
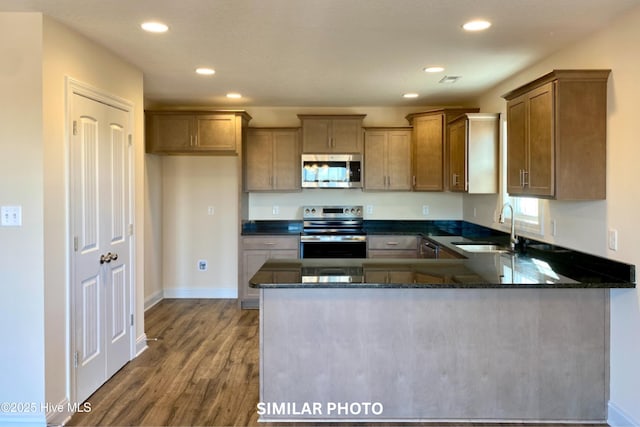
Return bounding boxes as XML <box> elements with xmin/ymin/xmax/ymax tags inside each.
<box><xmin>506</xmin><ymin>96</ymin><xmax>527</xmax><ymax>195</ymax></box>
<box><xmin>527</xmin><ymin>83</ymin><xmax>554</xmax><ymax>196</ymax></box>
<box><xmin>72</xmin><ymin>93</ymin><xmax>131</xmax><ymax>403</ymax></box>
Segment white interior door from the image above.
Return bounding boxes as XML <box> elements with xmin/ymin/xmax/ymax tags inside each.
<box><xmin>71</xmin><ymin>92</ymin><xmax>132</xmax><ymax>403</ymax></box>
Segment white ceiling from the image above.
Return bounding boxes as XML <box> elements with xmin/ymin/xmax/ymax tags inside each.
<box><xmin>1</xmin><ymin>0</ymin><xmax>639</xmax><ymax>107</ymax></box>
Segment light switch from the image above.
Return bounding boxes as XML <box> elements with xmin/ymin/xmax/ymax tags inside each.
<box><xmin>1</xmin><ymin>206</ymin><xmax>22</xmax><ymax>227</ymax></box>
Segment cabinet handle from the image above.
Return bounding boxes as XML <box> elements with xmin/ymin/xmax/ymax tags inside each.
<box><xmin>522</xmin><ymin>170</ymin><xmax>529</xmax><ymax>187</ymax></box>
<box><xmin>412</xmin><ymin>175</ymin><xmax>416</xmax><ymax>187</ymax></box>
<box><xmin>263</xmin><ymin>242</ymin><xmax>276</xmax><ymax>246</ymax></box>
<box><xmin>452</xmin><ymin>173</ymin><xmax>458</xmax><ymax>186</ymax></box>
<box><xmin>386</xmin><ymin>241</ymin><xmax>399</xmax><ymax>246</ymax></box>
<box><xmin>194</xmin><ymin>135</ymin><xmax>197</xmax><ymax>146</ymax></box>
<box><xmin>387</xmin><ymin>176</ymin><xmax>391</xmax><ymax>187</ymax></box>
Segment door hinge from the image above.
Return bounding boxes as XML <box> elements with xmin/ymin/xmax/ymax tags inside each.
<box><xmin>128</xmin><ymin>224</ymin><xmax>134</xmax><ymax>236</ymax></box>
<box><xmin>131</xmin><ymin>314</ymin><xmax>134</xmax><ymax>327</ymax></box>
<box><xmin>73</xmin><ymin>351</ymin><xmax>79</xmax><ymax>369</ymax></box>
<box><xmin>73</xmin><ymin>236</ymin><xmax>78</xmax><ymax>252</ymax></box>
<box><xmin>73</xmin><ymin>120</ymin><xmax>78</xmax><ymax>136</ymax></box>
<box><xmin>128</xmin><ymin>134</ymin><xmax>133</xmax><ymax>146</ymax></box>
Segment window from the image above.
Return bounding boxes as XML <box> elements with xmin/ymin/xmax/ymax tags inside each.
<box><xmin>503</xmin><ymin>195</ymin><xmax>543</xmax><ymax>235</ymax></box>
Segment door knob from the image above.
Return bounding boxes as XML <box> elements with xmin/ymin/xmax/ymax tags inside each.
<box><xmin>100</xmin><ymin>254</ymin><xmax>110</xmax><ymax>264</ymax></box>
<box><xmin>110</xmin><ymin>252</ymin><xmax>118</xmax><ymax>261</ymax></box>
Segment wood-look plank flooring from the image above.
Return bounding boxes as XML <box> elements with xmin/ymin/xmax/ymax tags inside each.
<box><xmin>67</xmin><ymin>299</ymin><xmax>609</xmax><ymax>427</ymax></box>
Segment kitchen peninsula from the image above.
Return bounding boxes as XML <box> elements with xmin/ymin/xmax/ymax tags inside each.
<box><xmin>251</xmin><ymin>243</ymin><xmax>634</xmax><ymax>423</ymax></box>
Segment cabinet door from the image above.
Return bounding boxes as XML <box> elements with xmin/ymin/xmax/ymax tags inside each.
<box><xmin>194</xmin><ymin>114</ymin><xmax>237</xmax><ymax>152</ymax></box>
<box><xmin>386</xmin><ymin>130</ymin><xmax>412</xmax><ymax>190</ymax></box>
<box><xmin>413</xmin><ymin>114</ymin><xmax>444</xmax><ymax>191</ymax></box>
<box><xmin>245</xmin><ymin>130</ymin><xmax>274</xmax><ymax>191</ymax></box>
<box><xmin>302</xmin><ymin>119</ymin><xmax>331</xmax><ymax>152</ymax></box>
<box><xmin>364</xmin><ymin>131</ymin><xmax>387</xmax><ymax>190</ymax></box>
<box><xmin>272</xmin><ymin>130</ymin><xmax>300</xmax><ymax>191</ymax></box>
<box><xmin>448</xmin><ymin>119</ymin><xmax>467</xmax><ymax>192</ymax></box>
<box><xmin>506</xmin><ymin>95</ymin><xmax>528</xmax><ymax>195</ymax></box>
<box><xmin>331</xmin><ymin>118</ymin><xmax>362</xmax><ymax>153</ymax></box>
<box><xmin>242</xmin><ymin>250</ymin><xmax>271</xmax><ymax>301</ymax></box>
<box><xmin>148</xmin><ymin>114</ymin><xmax>191</xmax><ymax>152</ymax></box>
<box><xmin>526</xmin><ymin>82</ymin><xmax>554</xmax><ymax>197</ymax></box>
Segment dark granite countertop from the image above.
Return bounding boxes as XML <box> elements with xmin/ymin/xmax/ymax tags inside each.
<box><xmin>244</xmin><ymin>220</ymin><xmax>635</xmax><ymax>288</ymax></box>
<box><xmin>250</xmin><ymin>256</ymin><xmax>634</xmax><ymax>289</ymax></box>
<box><xmin>250</xmin><ymin>232</ymin><xmax>635</xmax><ymax>288</ymax></box>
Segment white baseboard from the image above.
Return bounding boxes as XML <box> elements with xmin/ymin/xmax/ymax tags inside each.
<box><xmin>45</xmin><ymin>397</ymin><xmax>73</xmax><ymax>427</ymax></box>
<box><xmin>135</xmin><ymin>333</ymin><xmax>148</xmax><ymax>357</ymax></box>
<box><xmin>609</xmin><ymin>400</ymin><xmax>640</xmax><ymax>427</ymax></box>
<box><xmin>162</xmin><ymin>287</ymin><xmax>238</xmax><ymax>299</ymax></box>
<box><xmin>144</xmin><ymin>290</ymin><xmax>163</xmax><ymax>311</ymax></box>
<box><xmin>0</xmin><ymin>413</ymin><xmax>47</xmax><ymax>427</ymax></box>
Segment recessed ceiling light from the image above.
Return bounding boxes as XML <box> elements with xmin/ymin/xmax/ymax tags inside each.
<box><xmin>403</xmin><ymin>93</ymin><xmax>419</xmax><ymax>98</ymax></box>
<box><xmin>195</xmin><ymin>67</ymin><xmax>216</xmax><ymax>76</ymax></box>
<box><xmin>424</xmin><ymin>66</ymin><xmax>445</xmax><ymax>73</ymax></box>
<box><xmin>141</xmin><ymin>21</ymin><xmax>169</xmax><ymax>33</ymax></box>
<box><xmin>462</xmin><ymin>20</ymin><xmax>491</xmax><ymax>31</ymax></box>
<box><xmin>226</xmin><ymin>93</ymin><xmax>242</xmax><ymax>99</ymax></box>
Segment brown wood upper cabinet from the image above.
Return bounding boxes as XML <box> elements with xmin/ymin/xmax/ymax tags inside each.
<box><xmin>244</xmin><ymin>128</ymin><xmax>301</xmax><ymax>192</ymax></box>
<box><xmin>406</xmin><ymin>108</ymin><xmax>479</xmax><ymax>191</ymax></box>
<box><xmin>364</xmin><ymin>128</ymin><xmax>412</xmax><ymax>191</ymax></box>
<box><xmin>145</xmin><ymin>110</ymin><xmax>251</xmax><ymax>154</ymax></box>
<box><xmin>502</xmin><ymin>70</ymin><xmax>610</xmax><ymax>199</ymax></box>
<box><xmin>298</xmin><ymin>114</ymin><xmax>366</xmax><ymax>153</ymax></box>
<box><xmin>447</xmin><ymin>113</ymin><xmax>499</xmax><ymax>193</ymax></box>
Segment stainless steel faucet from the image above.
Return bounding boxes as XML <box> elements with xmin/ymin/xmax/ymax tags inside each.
<box><xmin>499</xmin><ymin>202</ymin><xmax>518</xmax><ymax>250</ymax></box>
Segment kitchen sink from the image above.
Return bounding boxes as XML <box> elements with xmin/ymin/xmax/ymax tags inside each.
<box><xmin>453</xmin><ymin>243</ymin><xmax>511</xmax><ymax>253</ymax></box>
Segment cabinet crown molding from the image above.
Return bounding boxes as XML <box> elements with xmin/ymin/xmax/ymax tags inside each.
<box><xmin>501</xmin><ymin>69</ymin><xmax>611</xmax><ymax>100</ymax></box>
<box><xmin>145</xmin><ymin>109</ymin><xmax>252</xmax><ymax>121</ymax></box>
<box><xmin>405</xmin><ymin>108</ymin><xmax>479</xmax><ymax>124</ymax></box>
<box><xmin>297</xmin><ymin>114</ymin><xmax>366</xmax><ymax>120</ymax></box>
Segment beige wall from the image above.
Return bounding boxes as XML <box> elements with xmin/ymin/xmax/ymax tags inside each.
<box><xmin>41</xmin><ymin>15</ymin><xmax>145</xmax><ymax>414</ymax></box>
<box><xmin>0</xmin><ymin>13</ymin><xmax>46</xmax><ymax>425</ymax></box>
<box><xmin>160</xmin><ymin>156</ymin><xmax>239</xmax><ymax>298</ymax></box>
<box><xmin>0</xmin><ymin>12</ymin><xmax>144</xmax><ymax>425</ymax></box>
<box><xmin>467</xmin><ymin>5</ymin><xmax>640</xmax><ymax>424</ymax></box>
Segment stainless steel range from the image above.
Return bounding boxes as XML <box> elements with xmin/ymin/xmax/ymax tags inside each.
<box><xmin>300</xmin><ymin>205</ymin><xmax>366</xmax><ymax>258</ymax></box>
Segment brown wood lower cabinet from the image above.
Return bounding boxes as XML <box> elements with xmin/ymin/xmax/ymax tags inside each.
<box><xmin>240</xmin><ymin>235</ymin><xmax>299</xmax><ymax>308</ymax></box>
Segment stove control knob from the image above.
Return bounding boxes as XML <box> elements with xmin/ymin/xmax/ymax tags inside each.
<box><xmin>350</xmin><ymin>208</ymin><xmax>355</xmax><ymax>214</ymax></box>
<box><xmin>356</xmin><ymin>208</ymin><xmax>361</xmax><ymax>215</ymax></box>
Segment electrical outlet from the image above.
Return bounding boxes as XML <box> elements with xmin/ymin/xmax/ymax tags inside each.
<box><xmin>473</xmin><ymin>207</ymin><xmax>477</xmax><ymax>218</ymax></box>
<box><xmin>422</xmin><ymin>205</ymin><xmax>429</xmax><ymax>216</ymax></box>
<box><xmin>608</xmin><ymin>229</ymin><xmax>618</xmax><ymax>251</ymax></box>
<box><xmin>550</xmin><ymin>219</ymin><xmax>557</xmax><ymax>237</ymax></box>
<box><xmin>366</xmin><ymin>205</ymin><xmax>373</xmax><ymax>215</ymax></box>
<box><xmin>207</xmin><ymin>206</ymin><xmax>215</xmax><ymax>215</ymax></box>
<box><xmin>272</xmin><ymin>205</ymin><xmax>279</xmax><ymax>215</ymax></box>
<box><xmin>198</xmin><ymin>260</ymin><xmax>208</xmax><ymax>271</ymax></box>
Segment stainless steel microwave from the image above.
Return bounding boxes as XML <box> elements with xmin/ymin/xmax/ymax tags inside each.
<box><xmin>301</xmin><ymin>154</ymin><xmax>363</xmax><ymax>188</ymax></box>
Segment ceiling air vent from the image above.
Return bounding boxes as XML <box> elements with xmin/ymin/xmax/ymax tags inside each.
<box><xmin>439</xmin><ymin>75</ymin><xmax>461</xmax><ymax>84</ymax></box>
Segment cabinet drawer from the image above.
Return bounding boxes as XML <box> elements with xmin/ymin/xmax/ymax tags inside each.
<box><xmin>368</xmin><ymin>235</ymin><xmax>417</xmax><ymax>251</ymax></box>
<box><xmin>242</xmin><ymin>236</ymin><xmax>299</xmax><ymax>250</ymax></box>
<box><xmin>368</xmin><ymin>249</ymin><xmax>418</xmax><ymax>259</ymax></box>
